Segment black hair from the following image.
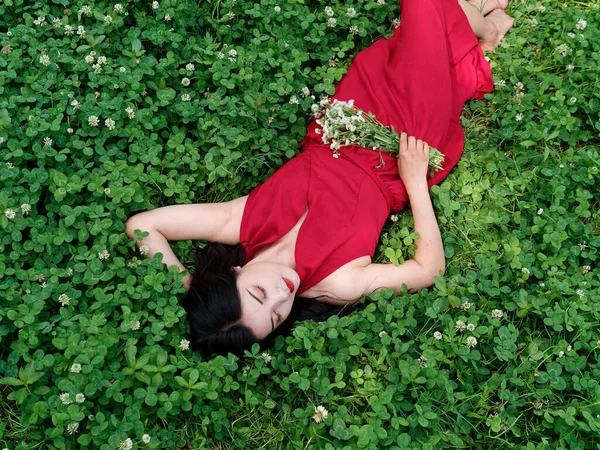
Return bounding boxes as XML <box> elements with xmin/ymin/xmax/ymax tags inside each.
<box><xmin>181</xmin><ymin>242</ymin><xmax>353</xmax><ymax>356</ymax></box>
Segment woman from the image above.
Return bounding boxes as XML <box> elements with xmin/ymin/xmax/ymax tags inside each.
<box><xmin>125</xmin><ymin>0</ymin><xmax>514</xmax><ymax>355</ymax></box>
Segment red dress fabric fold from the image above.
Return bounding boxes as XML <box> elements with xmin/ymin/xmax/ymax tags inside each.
<box><xmin>241</xmin><ymin>0</ymin><xmax>493</xmax><ymax>294</ymax></box>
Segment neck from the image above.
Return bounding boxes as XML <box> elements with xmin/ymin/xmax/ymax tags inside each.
<box><xmin>249</xmin><ymin>240</ymin><xmax>296</xmax><ymax>270</ymax></box>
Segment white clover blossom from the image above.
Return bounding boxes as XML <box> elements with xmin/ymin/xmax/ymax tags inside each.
<box><xmin>491</xmin><ymin>309</ymin><xmax>504</xmax><ymax>320</ymax></box>
<box><xmin>313</xmin><ymin>405</ymin><xmax>328</xmax><ymax>423</ymax></box>
<box><xmin>261</xmin><ymin>352</ymin><xmax>272</xmax><ymax>363</ymax></box>
<box><xmin>392</xmin><ymin>17</ymin><xmax>401</xmax><ymax>28</ymax></box>
<box><xmin>227</xmin><ymin>11</ymin><xmax>235</xmax><ymax>19</ymax></box>
<box><xmin>377</xmin><ymin>0</ymin><xmax>386</xmax><ymax>5</ymax></box>
<box><xmin>114</xmin><ymin>3</ymin><xmax>124</xmax><ymax>13</ymax></box>
<box><xmin>466</xmin><ymin>336</ymin><xmax>478</xmax><ymax>348</ymax></box>
<box><xmin>390</xmin><ymin>214</ymin><xmax>398</xmax><ymax>222</ymax></box>
<box><xmin>494</xmin><ymin>79</ymin><xmax>506</xmax><ymax>88</ymax></box>
<box><xmin>349</xmin><ymin>25</ymin><xmax>359</xmax><ymax>35</ymax></box>
<box><xmin>105</xmin><ymin>118</ymin><xmax>116</xmax><ymax>130</ymax></box>
<box><xmin>181</xmin><ymin>77</ymin><xmax>190</xmax><ymax>86</ymax></box>
<box><xmin>460</xmin><ymin>301</ymin><xmax>472</xmax><ymax>311</ymax></box>
<box><xmin>120</xmin><ymin>66</ymin><xmax>127</xmax><ymax>73</ymax></box>
<box><xmin>77</xmin><ymin>25</ymin><xmax>86</xmax><ymax>37</ymax></box>
<box><xmin>152</xmin><ymin>1</ymin><xmax>159</xmax><ymax>9</ymax></box>
<box><xmin>537</xmin><ymin>208</ymin><xmax>543</xmax><ymax>215</ymax></box>
<box><xmin>58</xmin><ymin>294</ymin><xmax>70</xmax><ymax>306</ymax></box>
<box><xmin>60</xmin><ymin>392</ymin><xmax>72</xmax><ymax>405</ymax></box>
<box><xmin>80</xmin><ymin>5</ymin><xmax>92</xmax><ymax>16</ymax></box>
<box><xmin>289</xmin><ymin>96</ymin><xmax>299</xmax><ymax>105</ymax></box>
<box><xmin>70</xmin><ymin>363</ymin><xmax>82</xmax><ymax>373</ymax></box>
<box><xmin>164</xmin><ymin>14</ymin><xmax>171</xmax><ymax>22</ymax></box>
<box><xmin>378</xmin><ymin>330</ymin><xmax>387</xmax><ymax>338</ymax></box>
<box><xmin>179</xmin><ymin>339</ymin><xmax>190</xmax><ymax>350</ymax></box>
<box><xmin>64</xmin><ymin>24</ymin><xmax>74</xmax><ymax>35</ymax></box>
<box><xmin>325</xmin><ymin>6</ymin><xmax>334</xmax><ymax>17</ymax></box>
<box><xmin>558</xmin><ymin>351</ymin><xmax>565</xmax><ymax>358</ymax></box>
<box><xmin>185</xmin><ymin>63</ymin><xmax>195</xmax><ymax>71</ymax></box>
<box><xmin>418</xmin><ymin>355</ymin><xmax>428</xmax><ymax>368</ymax></box>
<box><xmin>88</xmin><ymin>116</ymin><xmax>100</xmax><ymax>127</ymax></box>
<box><xmin>119</xmin><ymin>438</ymin><xmax>133</xmax><ymax>450</ymax></box>
<box><xmin>75</xmin><ymin>393</ymin><xmax>85</xmax><ymax>403</ymax></box>
<box><xmin>139</xmin><ymin>245</ymin><xmax>149</xmax><ymax>255</ymax></box>
<box><xmin>466</xmin><ymin>323</ymin><xmax>476</xmax><ymax>332</ymax></box>
<box><xmin>71</xmin><ymin>99</ymin><xmax>80</xmax><ymax>109</ymax></box>
<box><xmin>67</xmin><ymin>422</ymin><xmax>79</xmax><ymax>435</ymax></box>
<box><xmin>228</xmin><ymin>49</ymin><xmax>237</xmax><ymax>58</ymax></box>
<box><xmin>521</xmin><ymin>267</ymin><xmax>530</xmax><ymax>275</ymax></box>
<box><xmin>568</xmin><ymin>32</ymin><xmax>576</xmax><ymax>39</ymax></box>
<box><xmin>125</xmin><ymin>107</ymin><xmax>135</xmax><ymax>119</ymax></box>
<box><xmin>569</xmin><ymin>97</ymin><xmax>577</xmax><ymax>104</ymax></box>
<box><xmin>346</xmin><ymin>7</ymin><xmax>356</xmax><ymax>17</ymax></box>
<box><xmin>53</xmin><ymin>18</ymin><xmax>63</xmax><ymax>28</ymax></box>
<box><xmin>555</xmin><ymin>44</ymin><xmax>569</xmax><ymax>56</ymax></box>
<box><xmin>576</xmin><ymin>289</ymin><xmax>585</xmax><ymax>298</ymax></box>
<box><xmin>274</xmin><ymin>5</ymin><xmax>281</xmax><ymax>12</ymax></box>
<box><xmin>104</xmin><ymin>187</ymin><xmax>111</xmax><ymax>195</ymax></box>
<box><xmin>5</xmin><ymin>209</ymin><xmax>16</xmax><ymax>220</ymax></box>
<box><xmin>576</xmin><ymin>19</ymin><xmax>587</xmax><ymax>30</ymax></box>
<box><xmin>104</xmin><ymin>15</ymin><xmax>113</xmax><ymax>24</ymax></box>
<box><xmin>217</xmin><ymin>51</ymin><xmax>225</xmax><ymax>60</ymax></box>
<box><xmin>328</xmin><ymin>17</ymin><xmax>337</xmax><ymax>28</ymax></box>
<box><xmin>92</xmin><ymin>63</ymin><xmax>102</xmax><ymax>74</ymax></box>
<box><xmin>142</xmin><ymin>434</ymin><xmax>151</xmax><ymax>444</ymax></box>
<box><xmin>33</xmin><ymin>16</ymin><xmax>47</xmax><ymax>26</ymax></box>
<box><xmin>181</xmin><ymin>93</ymin><xmax>191</xmax><ymax>101</ymax></box>
<box><xmin>85</xmin><ymin>54</ymin><xmax>95</xmax><ymax>64</ymax></box>
<box><xmin>98</xmin><ymin>249</ymin><xmax>110</xmax><ymax>261</ymax></box>
<box><xmin>43</xmin><ymin>137</ymin><xmax>53</xmax><ymax>146</ymax></box>
<box><xmin>530</xmin><ymin>18</ymin><xmax>538</xmax><ymax>27</ymax></box>
<box><xmin>130</xmin><ymin>320</ymin><xmax>141</xmax><ymax>330</ymax></box>
<box><xmin>455</xmin><ymin>320</ymin><xmax>466</xmax><ymax>332</ymax></box>
<box><xmin>97</xmin><ymin>56</ymin><xmax>107</xmax><ymax>65</ymax></box>
<box><xmin>515</xmin><ymin>113</ymin><xmax>523</xmax><ymax>121</ymax></box>
<box><xmin>433</xmin><ymin>331</ymin><xmax>442</xmax><ymax>340</ymax></box>
<box><xmin>21</xmin><ymin>204</ymin><xmax>31</xmax><ymax>215</ymax></box>
<box><xmin>582</xmin><ymin>265</ymin><xmax>591</xmax><ymax>274</ymax></box>
<box><xmin>301</xmin><ymin>87</ymin><xmax>310</xmax><ymax>98</ymax></box>
<box><xmin>40</xmin><ymin>55</ymin><xmax>51</xmax><ymax>67</ymax></box>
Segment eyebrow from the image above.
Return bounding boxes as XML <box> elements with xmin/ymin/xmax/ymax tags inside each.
<box><xmin>246</xmin><ymin>288</ymin><xmax>263</xmax><ymax>305</ymax></box>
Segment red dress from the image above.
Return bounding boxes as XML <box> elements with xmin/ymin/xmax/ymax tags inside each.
<box><xmin>240</xmin><ymin>0</ymin><xmax>493</xmax><ymax>294</ymax></box>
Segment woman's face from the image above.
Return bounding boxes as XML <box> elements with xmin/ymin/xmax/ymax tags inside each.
<box><xmin>235</xmin><ymin>261</ymin><xmax>299</xmax><ymax>340</ymax></box>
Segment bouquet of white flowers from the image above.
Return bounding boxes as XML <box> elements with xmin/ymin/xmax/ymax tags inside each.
<box><xmin>311</xmin><ymin>98</ymin><xmax>445</xmax><ymax>172</ymax></box>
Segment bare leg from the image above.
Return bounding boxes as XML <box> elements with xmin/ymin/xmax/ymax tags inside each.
<box><xmin>467</xmin><ymin>0</ymin><xmax>509</xmax><ymax>16</ymax></box>
<box><xmin>458</xmin><ymin>0</ymin><xmax>514</xmax><ymax>50</ymax></box>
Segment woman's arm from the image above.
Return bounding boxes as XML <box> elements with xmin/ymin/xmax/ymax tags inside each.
<box><xmin>351</xmin><ymin>133</ymin><xmax>446</xmax><ymax>295</ymax></box>
<box><xmin>125</xmin><ymin>196</ymin><xmax>248</xmax><ymax>291</ymax></box>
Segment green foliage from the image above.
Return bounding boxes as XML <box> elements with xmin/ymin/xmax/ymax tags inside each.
<box><xmin>0</xmin><ymin>0</ymin><xmax>599</xmax><ymax>449</ymax></box>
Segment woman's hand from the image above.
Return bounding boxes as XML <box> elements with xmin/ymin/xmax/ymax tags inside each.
<box><xmin>397</xmin><ymin>132</ymin><xmax>430</xmax><ymax>190</ymax></box>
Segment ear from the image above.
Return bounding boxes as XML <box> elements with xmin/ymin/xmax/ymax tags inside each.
<box><xmin>231</xmin><ymin>266</ymin><xmax>241</xmax><ymax>274</ymax></box>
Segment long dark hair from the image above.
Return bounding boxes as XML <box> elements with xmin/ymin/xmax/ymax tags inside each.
<box><xmin>181</xmin><ymin>242</ymin><xmax>352</xmax><ymax>356</ymax></box>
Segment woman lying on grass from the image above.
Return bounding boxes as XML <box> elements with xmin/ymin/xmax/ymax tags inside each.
<box><xmin>125</xmin><ymin>0</ymin><xmax>514</xmax><ymax>355</ymax></box>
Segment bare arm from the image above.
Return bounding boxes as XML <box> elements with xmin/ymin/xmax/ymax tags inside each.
<box><xmin>125</xmin><ymin>196</ymin><xmax>248</xmax><ymax>290</ymax></box>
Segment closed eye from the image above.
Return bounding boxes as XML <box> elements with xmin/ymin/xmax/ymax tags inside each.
<box><xmin>257</xmin><ymin>285</ymin><xmax>267</xmax><ymax>298</ymax></box>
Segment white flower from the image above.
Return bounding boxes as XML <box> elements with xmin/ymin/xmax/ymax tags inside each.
<box><xmin>328</xmin><ymin>17</ymin><xmax>336</xmax><ymax>28</ymax></box>
<box><xmin>466</xmin><ymin>323</ymin><xmax>476</xmax><ymax>332</ymax></box>
<box><xmin>119</xmin><ymin>438</ymin><xmax>133</xmax><ymax>450</ymax></box>
<box><xmin>88</xmin><ymin>116</ymin><xmax>100</xmax><ymax>127</ymax></box>
<box><xmin>325</xmin><ymin>6</ymin><xmax>334</xmax><ymax>17</ymax></box>
<box><xmin>228</xmin><ymin>49</ymin><xmax>237</xmax><ymax>58</ymax></box>
<box><xmin>576</xmin><ymin>19</ymin><xmax>587</xmax><ymax>30</ymax></box>
<box><xmin>390</xmin><ymin>214</ymin><xmax>398</xmax><ymax>222</ymax></box>
<box><xmin>105</xmin><ymin>118</ymin><xmax>116</xmax><ymax>130</ymax></box>
<box><xmin>181</xmin><ymin>77</ymin><xmax>190</xmax><ymax>86</ymax></box>
<box><xmin>392</xmin><ymin>17</ymin><xmax>401</xmax><ymax>28</ymax></box>
<box><xmin>104</xmin><ymin>15</ymin><xmax>113</xmax><ymax>24</ymax></box>
<box><xmin>64</xmin><ymin>24</ymin><xmax>74</xmax><ymax>35</ymax></box>
<box><xmin>40</xmin><ymin>55</ymin><xmax>51</xmax><ymax>67</ymax></box>
<box><xmin>130</xmin><ymin>320</ymin><xmax>141</xmax><ymax>330</ymax></box>
<box><xmin>98</xmin><ymin>249</ymin><xmax>110</xmax><ymax>261</ymax></box>
<box><xmin>566</xmin><ymin>345</ymin><xmax>572</xmax><ymax>352</ymax></box>
<box><xmin>515</xmin><ymin>113</ymin><xmax>523</xmax><ymax>121</ymax></box>
<box><xmin>179</xmin><ymin>339</ymin><xmax>190</xmax><ymax>350</ymax></box>
<box><xmin>217</xmin><ymin>51</ymin><xmax>225</xmax><ymax>60</ymax></box>
<box><xmin>77</xmin><ymin>25</ymin><xmax>86</xmax><ymax>37</ymax></box>
<box><xmin>58</xmin><ymin>294</ymin><xmax>70</xmax><ymax>306</ymax></box>
<box><xmin>433</xmin><ymin>331</ymin><xmax>442</xmax><ymax>340</ymax></box>
<box><xmin>490</xmin><ymin>309</ymin><xmax>504</xmax><ymax>320</ymax></box>
<box><xmin>85</xmin><ymin>54</ymin><xmax>95</xmax><ymax>64</ymax></box>
<box><xmin>555</xmin><ymin>44</ymin><xmax>569</xmax><ymax>56</ymax></box>
<box><xmin>228</xmin><ymin>57</ymin><xmax>236</xmax><ymax>63</ymax></box>
<box><xmin>349</xmin><ymin>25</ymin><xmax>359</xmax><ymax>35</ymax></box>
<box><xmin>582</xmin><ymin>265</ymin><xmax>591</xmax><ymax>274</ymax></box>
<box><xmin>21</xmin><ymin>204</ymin><xmax>31</xmax><ymax>215</ymax></box>
<box><xmin>5</xmin><ymin>209</ymin><xmax>16</xmax><ymax>220</ymax></box>
<box><xmin>97</xmin><ymin>56</ymin><xmax>107</xmax><ymax>65</ymax></box>
<box><xmin>301</xmin><ymin>87</ymin><xmax>310</xmax><ymax>98</ymax></box>
<box><xmin>289</xmin><ymin>96</ymin><xmax>299</xmax><ymax>105</ymax></box>
<box><xmin>67</xmin><ymin>422</ymin><xmax>79</xmax><ymax>435</ymax></box>
<box><xmin>164</xmin><ymin>14</ymin><xmax>171</xmax><ymax>21</ymax></box>
<box><xmin>60</xmin><ymin>392</ymin><xmax>72</xmax><ymax>405</ymax></box>
<box><xmin>261</xmin><ymin>352</ymin><xmax>272</xmax><ymax>363</ymax></box>
<box><xmin>114</xmin><ymin>4</ymin><xmax>124</xmax><ymax>13</ymax></box>
<box><xmin>227</xmin><ymin>11</ymin><xmax>235</xmax><ymax>19</ymax></box>
<box><xmin>460</xmin><ymin>301</ymin><xmax>472</xmax><ymax>311</ymax></box>
<box><xmin>186</xmin><ymin>63</ymin><xmax>195</xmax><ymax>71</ymax></box>
<box><xmin>378</xmin><ymin>331</ymin><xmax>387</xmax><ymax>338</ymax></box>
<box><xmin>418</xmin><ymin>355</ymin><xmax>428</xmax><ymax>368</ymax></box>
<box><xmin>274</xmin><ymin>6</ymin><xmax>281</xmax><ymax>12</ymax></box>
<box><xmin>466</xmin><ymin>336</ymin><xmax>478</xmax><ymax>348</ymax></box>
<box><xmin>346</xmin><ymin>7</ymin><xmax>356</xmax><ymax>17</ymax></box>
<box><xmin>567</xmin><ymin>64</ymin><xmax>575</xmax><ymax>70</ymax></box>
<box><xmin>92</xmin><ymin>63</ymin><xmax>102</xmax><ymax>74</ymax></box>
<box><xmin>104</xmin><ymin>187</ymin><xmax>111</xmax><ymax>195</ymax></box>
<box><xmin>377</xmin><ymin>0</ymin><xmax>386</xmax><ymax>5</ymax></box>
<box><xmin>142</xmin><ymin>434</ymin><xmax>151</xmax><ymax>444</ymax></box>
<box><xmin>494</xmin><ymin>79</ymin><xmax>506</xmax><ymax>88</ymax></box>
<box><xmin>597</xmin><ymin>341</ymin><xmax>600</xmax><ymax>348</ymax></box>
<box><xmin>125</xmin><ymin>107</ymin><xmax>135</xmax><ymax>119</ymax></box>
<box><xmin>120</xmin><ymin>66</ymin><xmax>127</xmax><ymax>73</ymax></box>
<box><xmin>139</xmin><ymin>245</ymin><xmax>149</xmax><ymax>255</ymax></box>
<box><xmin>313</xmin><ymin>405</ymin><xmax>329</xmax><ymax>423</ymax></box>
<box><xmin>75</xmin><ymin>393</ymin><xmax>85</xmax><ymax>403</ymax></box>
<box><xmin>152</xmin><ymin>1</ymin><xmax>159</xmax><ymax>9</ymax></box>
<box><xmin>181</xmin><ymin>93</ymin><xmax>191</xmax><ymax>101</ymax></box>
<box><xmin>33</xmin><ymin>16</ymin><xmax>47</xmax><ymax>26</ymax></box>
<box><xmin>114</xmin><ymin>84</ymin><xmax>120</xmax><ymax>90</ymax></box>
<box><xmin>568</xmin><ymin>32</ymin><xmax>576</xmax><ymax>39</ymax></box>
<box><xmin>80</xmin><ymin>5</ymin><xmax>92</xmax><ymax>16</ymax></box>
<box><xmin>569</xmin><ymin>97</ymin><xmax>577</xmax><ymax>104</ymax></box>
<box><xmin>53</xmin><ymin>18</ymin><xmax>63</xmax><ymax>28</ymax></box>
<box><xmin>67</xmin><ymin>127</ymin><xmax>74</xmax><ymax>133</ymax></box>
<box><xmin>7</xmin><ymin>30</ymin><xmax>13</xmax><ymax>36</ymax></box>
<box><xmin>455</xmin><ymin>320</ymin><xmax>466</xmax><ymax>332</ymax></box>
<box><xmin>521</xmin><ymin>267</ymin><xmax>530</xmax><ymax>275</ymax></box>
<box><xmin>530</xmin><ymin>18</ymin><xmax>538</xmax><ymax>27</ymax></box>
<box><xmin>70</xmin><ymin>363</ymin><xmax>82</xmax><ymax>373</ymax></box>
<box><xmin>514</xmin><ymin>82</ymin><xmax>524</xmax><ymax>91</ymax></box>
<box><xmin>71</xmin><ymin>99</ymin><xmax>80</xmax><ymax>109</ymax></box>
<box><xmin>43</xmin><ymin>137</ymin><xmax>52</xmax><ymax>147</ymax></box>
<box><xmin>537</xmin><ymin>208</ymin><xmax>543</xmax><ymax>215</ymax></box>
<box><xmin>558</xmin><ymin>351</ymin><xmax>565</xmax><ymax>358</ymax></box>
<box><xmin>576</xmin><ymin>289</ymin><xmax>584</xmax><ymax>298</ymax></box>
<box><xmin>66</xmin><ymin>268</ymin><xmax>74</xmax><ymax>276</ymax></box>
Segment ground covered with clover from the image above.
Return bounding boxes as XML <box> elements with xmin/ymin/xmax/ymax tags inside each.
<box><xmin>0</xmin><ymin>0</ymin><xmax>599</xmax><ymax>449</ymax></box>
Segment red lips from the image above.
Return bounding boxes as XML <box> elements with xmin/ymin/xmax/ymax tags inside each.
<box><xmin>283</xmin><ymin>277</ymin><xmax>295</xmax><ymax>293</ymax></box>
